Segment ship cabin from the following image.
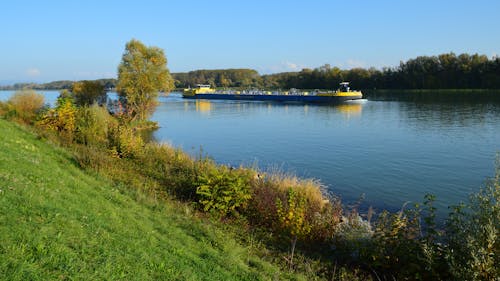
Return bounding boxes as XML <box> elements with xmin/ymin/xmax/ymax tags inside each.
<box><xmin>338</xmin><ymin>82</ymin><xmax>351</xmax><ymax>92</ymax></box>
<box><xmin>196</xmin><ymin>84</ymin><xmax>212</xmax><ymax>89</ymax></box>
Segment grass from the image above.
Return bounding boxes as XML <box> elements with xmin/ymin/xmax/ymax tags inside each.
<box><xmin>0</xmin><ymin>119</ymin><xmax>305</xmax><ymax>280</ymax></box>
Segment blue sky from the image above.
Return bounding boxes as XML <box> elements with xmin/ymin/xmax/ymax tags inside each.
<box><xmin>1</xmin><ymin>0</ymin><xmax>499</xmax><ymax>83</ymax></box>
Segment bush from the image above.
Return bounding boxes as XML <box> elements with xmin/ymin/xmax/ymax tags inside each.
<box><xmin>5</xmin><ymin>90</ymin><xmax>45</xmax><ymax>123</ymax></box>
<box><xmin>135</xmin><ymin>142</ymin><xmax>199</xmax><ymax>199</ymax></box>
<box><xmin>355</xmin><ymin>196</ymin><xmax>446</xmax><ymax>280</ymax></box>
<box><xmin>74</xmin><ymin>104</ymin><xmax>117</xmax><ymax>146</ymax></box>
<box><xmin>248</xmin><ymin>172</ymin><xmax>340</xmax><ymax>242</ymax></box>
<box><xmin>445</xmin><ymin>157</ymin><xmax>499</xmax><ymax>281</ymax></box>
<box><xmin>196</xmin><ymin>165</ymin><xmax>253</xmax><ymax>216</ymax></box>
<box><xmin>37</xmin><ymin>94</ymin><xmax>76</xmax><ymax>143</ymax></box>
<box><xmin>0</xmin><ymin>101</ymin><xmax>7</xmax><ymax>116</ymax></box>
<box><xmin>108</xmin><ymin>124</ymin><xmax>144</xmax><ymax>158</ymax></box>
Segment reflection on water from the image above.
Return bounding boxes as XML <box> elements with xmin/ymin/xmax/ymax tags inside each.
<box><xmin>401</xmin><ymin>102</ymin><xmax>496</xmax><ymax>131</ymax></box>
<box><xmin>335</xmin><ymin>102</ymin><xmax>363</xmax><ymax>118</ymax></box>
<box><xmin>178</xmin><ymin>97</ymin><xmax>364</xmax><ymax>120</ymax></box>
<box><xmin>194</xmin><ymin>100</ymin><xmax>212</xmax><ymax>113</ymax></box>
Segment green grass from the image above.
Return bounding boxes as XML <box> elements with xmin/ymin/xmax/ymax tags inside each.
<box><xmin>0</xmin><ymin>119</ymin><xmax>304</xmax><ymax>280</ymax></box>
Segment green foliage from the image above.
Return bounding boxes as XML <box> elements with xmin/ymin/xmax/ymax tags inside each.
<box><xmin>445</xmin><ymin>158</ymin><xmax>500</xmax><ymax>281</ymax></box>
<box><xmin>72</xmin><ymin>80</ymin><xmax>107</xmax><ymax>106</ymax></box>
<box><xmin>108</xmin><ymin>124</ymin><xmax>144</xmax><ymax>158</ymax></box>
<box><xmin>358</xmin><ymin>196</ymin><xmax>446</xmax><ymax>280</ymax></box>
<box><xmin>132</xmin><ymin>142</ymin><xmax>200</xmax><ymax>200</ymax></box>
<box><xmin>173</xmin><ymin>69</ymin><xmax>261</xmax><ymax>88</ymax></box>
<box><xmin>3</xmin><ymin>90</ymin><xmax>45</xmax><ymax>123</ymax></box>
<box><xmin>117</xmin><ymin>39</ymin><xmax>174</xmax><ymax>121</ymax></box>
<box><xmin>196</xmin><ymin>166</ymin><xmax>253</xmax><ymax>216</ymax></box>
<box><xmin>74</xmin><ymin>104</ymin><xmax>117</xmax><ymax>146</ymax></box>
<box><xmin>261</xmin><ymin>52</ymin><xmax>500</xmax><ymax>90</ymax></box>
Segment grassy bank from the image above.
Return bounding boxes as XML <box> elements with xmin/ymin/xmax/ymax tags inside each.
<box><xmin>0</xmin><ymin>119</ymin><xmax>305</xmax><ymax>280</ymax></box>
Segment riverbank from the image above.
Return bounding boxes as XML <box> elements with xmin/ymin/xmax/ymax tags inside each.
<box><xmin>1</xmin><ymin>93</ymin><xmax>498</xmax><ymax>280</ymax></box>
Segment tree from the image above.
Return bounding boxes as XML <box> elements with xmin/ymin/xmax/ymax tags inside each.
<box><xmin>72</xmin><ymin>80</ymin><xmax>106</xmax><ymax>107</ymax></box>
<box><xmin>117</xmin><ymin>39</ymin><xmax>174</xmax><ymax>121</ymax></box>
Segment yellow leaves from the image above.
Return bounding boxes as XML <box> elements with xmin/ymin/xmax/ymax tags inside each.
<box><xmin>117</xmin><ymin>39</ymin><xmax>174</xmax><ymax>121</ymax></box>
<box><xmin>37</xmin><ymin>97</ymin><xmax>76</xmax><ymax>139</ymax></box>
<box><xmin>276</xmin><ymin>189</ymin><xmax>311</xmax><ymax>238</ymax></box>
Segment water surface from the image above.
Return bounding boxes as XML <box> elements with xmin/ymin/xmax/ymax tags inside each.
<box><xmin>151</xmin><ymin>93</ymin><xmax>500</xmax><ymax>215</ymax></box>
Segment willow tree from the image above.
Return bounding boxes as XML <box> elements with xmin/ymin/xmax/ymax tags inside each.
<box><xmin>117</xmin><ymin>39</ymin><xmax>174</xmax><ymax>121</ymax></box>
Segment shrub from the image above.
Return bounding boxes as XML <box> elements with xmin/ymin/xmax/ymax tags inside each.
<box><xmin>276</xmin><ymin>188</ymin><xmax>312</xmax><ymax>267</ymax></box>
<box><xmin>74</xmin><ymin>104</ymin><xmax>117</xmax><ymax>146</ymax></box>
<box><xmin>0</xmin><ymin>101</ymin><xmax>7</xmax><ymax>116</ymax></box>
<box><xmin>135</xmin><ymin>142</ymin><xmax>199</xmax><ymax>199</ymax></box>
<box><xmin>37</xmin><ymin>93</ymin><xmax>76</xmax><ymax>143</ymax></box>
<box><xmin>108</xmin><ymin>124</ymin><xmax>144</xmax><ymax>158</ymax></box>
<box><xmin>196</xmin><ymin>166</ymin><xmax>253</xmax><ymax>216</ymax></box>
<box><xmin>445</xmin><ymin>157</ymin><xmax>499</xmax><ymax>281</ymax></box>
<box><xmin>351</xmin><ymin>196</ymin><xmax>447</xmax><ymax>280</ymax></box>
<box><xmin>248</xmin><ymin>172</ymin><xmax>340</xmax><ymax>242</ymax></box>
<box><xmin>5</xmin><ymin>90</ymin><xmax>45</xmax><ymax>123</ymax></box>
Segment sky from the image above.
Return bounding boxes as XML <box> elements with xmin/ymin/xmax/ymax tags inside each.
<box><xmin>0</xmin><ymin>0</ymin><xmax>499</xmax><ymax>84</ymax></box>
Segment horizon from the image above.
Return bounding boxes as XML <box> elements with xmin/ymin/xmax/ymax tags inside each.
<box><xmin>1</xmin><ymin>0</ymin><xmax>499</xmax><ymax>84</ymax></box>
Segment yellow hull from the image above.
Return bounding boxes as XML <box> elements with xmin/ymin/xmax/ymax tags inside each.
<box><xmin>183</xmin><ymin>87</ymin><xmax>216</xmax><ymax>96</ymax></box>
<box><xmin>316</xmin><ymin>91</ymin><xmax>363</xmax><ymax>97</ymax></box>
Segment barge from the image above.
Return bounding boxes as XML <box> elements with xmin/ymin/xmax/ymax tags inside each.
<box><xmin>182</xmin><ymin>82</ymin><xmax>363</xmax><ymax>103</ymax></box>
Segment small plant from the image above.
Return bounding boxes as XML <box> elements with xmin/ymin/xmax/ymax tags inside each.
<box><xmin>196</xmin><ymin>166</ymin><xmax>252</xmax><ymax>217</ymax></box>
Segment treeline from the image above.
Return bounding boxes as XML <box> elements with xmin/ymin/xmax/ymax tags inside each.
<box><xmin>0</xmin><ymin>79</ymin><xmax>117</xmax><ymax>91</ymax></box>
<box><xmin>172</xmin><ymin>53</ymin><xmax>500</xmax><ymax>90</ymax></box>
<box><xmin>172</xmin><ymin>69</ymin><xmax>261</xmax><ymax>88</ymax></box>
<box><xmin>263</xmin><ymin>53</ymin><xmax>500</xmax><ymax>90</ymax></box>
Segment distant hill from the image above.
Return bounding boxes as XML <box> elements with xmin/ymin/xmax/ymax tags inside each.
<box><xmin>0</xmin><ymin>79</ymin><xmax>118</xmax><ymax>91</ymax></box>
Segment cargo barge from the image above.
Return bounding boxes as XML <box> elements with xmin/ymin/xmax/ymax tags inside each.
<box><xmin>182</xmin><ymin>82</ymin><xmax>362</xmax><ymax>103</ymax></box>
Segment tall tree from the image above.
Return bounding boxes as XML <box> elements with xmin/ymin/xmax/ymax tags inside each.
<box><xmin>117</xmin><ymin>39</ymin><xmax>174</xmax><ymax>121</ymax></box>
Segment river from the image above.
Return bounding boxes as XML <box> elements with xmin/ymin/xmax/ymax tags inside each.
<box><xmin>2</xmin><ymin>90</ymin><xmax>499</xmax><ymax>216</ymax></box>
